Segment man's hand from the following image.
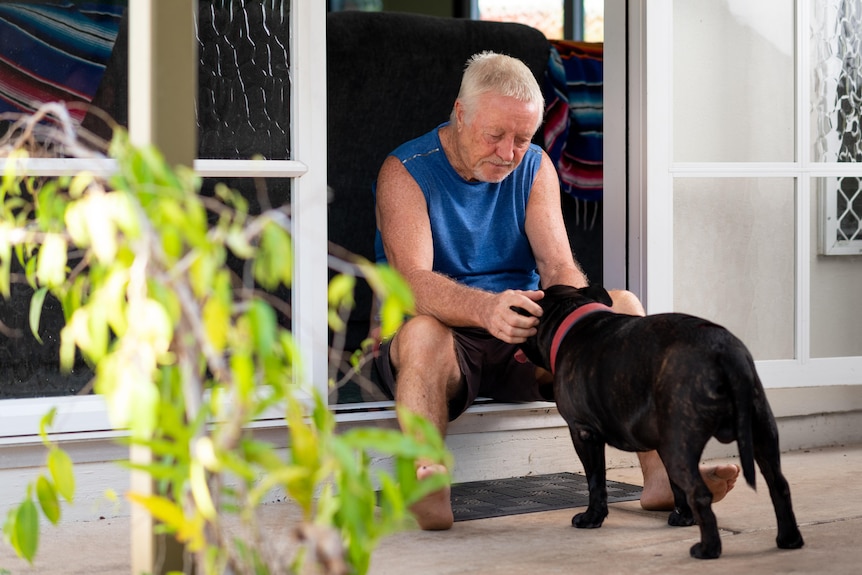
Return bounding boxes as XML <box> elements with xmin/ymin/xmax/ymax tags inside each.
<box><xmin>483</xmin><ymin>290</ymin><xmax>544</xmax><ymax>344</ymax></box>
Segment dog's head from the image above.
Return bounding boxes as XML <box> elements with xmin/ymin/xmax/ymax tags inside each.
<box><xmin>517</xmin><ymin>284</ymin><xmax>613</xmax><ymax>370</ymax></box>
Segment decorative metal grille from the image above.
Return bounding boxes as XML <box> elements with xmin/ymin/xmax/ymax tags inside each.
<box><xmin>813</xmin><ymin>0</ymin><xmax>862</xmax><ymax>254</ymax></box>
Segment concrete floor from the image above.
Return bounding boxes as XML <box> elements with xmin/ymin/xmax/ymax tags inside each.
<box><xmin>2</xmin><ymin>443</ymin><xmax>860</xmax><ymax>574</ymax></box>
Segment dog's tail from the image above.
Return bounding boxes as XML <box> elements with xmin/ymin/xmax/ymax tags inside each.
<box><xmin>727</xmin><ymin>349</ymin><xmax>757</xmax><ymax>490</ymax></box>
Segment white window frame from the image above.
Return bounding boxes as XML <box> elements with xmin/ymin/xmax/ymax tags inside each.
<box><xmin>638</xmin><ymin>0</ymin><xmax>862</xmax><ymax>390</ymax></box>
<box><xmin>819</xmin><ymin>177</ymin><xmax>862</xmax><ymax>255</ymax></box>
<box><xmin>0</xmin><ymin>0</ymin><xmax>328</xmax><ymax>442</ymax></box>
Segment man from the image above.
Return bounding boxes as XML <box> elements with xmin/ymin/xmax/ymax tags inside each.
<box><xmin>373</xmin><ymin>51</ymin><xmax>739</xmax><ymax>530</ymax></box>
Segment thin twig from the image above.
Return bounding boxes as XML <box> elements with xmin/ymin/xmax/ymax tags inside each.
<box><xmin>0</xmin><ymin>319</ymin><xmax>21</xmax><ymax>338</ymax></box>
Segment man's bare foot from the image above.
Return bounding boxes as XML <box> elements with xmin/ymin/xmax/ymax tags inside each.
<box><xmin>410</xmin><ymin>463</ymin><xmax>454</xmax><ymax>530</ymax></box>
<box><xmin>640</xmin><ymin>463</ymin><xmax>741</xmax><ymax>511</ymax></box>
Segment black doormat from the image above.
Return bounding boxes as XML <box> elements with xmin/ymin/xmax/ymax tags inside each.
<box><xmin>451</xmin><ymin>472</ymin><xmax>642</xmax><ymax>522</ymax></box>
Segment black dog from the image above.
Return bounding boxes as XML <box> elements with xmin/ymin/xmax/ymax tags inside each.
<box><xmin>517</xmin><ymin>284</ymin><xmax>804</xmax><ymax>559</ymax></box>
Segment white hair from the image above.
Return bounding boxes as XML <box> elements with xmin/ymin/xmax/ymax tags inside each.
<box><xmin>450</xmin><ymin>51</ymin><xmax>544</xmax><ymax>132</ymax></box>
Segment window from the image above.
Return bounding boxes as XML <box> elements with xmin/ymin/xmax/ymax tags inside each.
<box><xmin>0</xmin><ymin>1</ymin><xmax>126</xmax><ymax>400</ymax></box>
<box><xmin>1</xmin><ymin>1</ymin><xmax>327</xmax><ymax>435</ymax></box>
<box><xmin>473</xmin><ymin>0</ymin><xmax>603</xmax><ymax>41</ymax></box>
<box><xmin>644</xmin><ymin>0</ymin><xmax>862</xmax><ymax>379</ymax></box>
<box><xmin>812</xmin><ymin>0</ymin><xmax>862</xmax><ymax>255</ymax></box>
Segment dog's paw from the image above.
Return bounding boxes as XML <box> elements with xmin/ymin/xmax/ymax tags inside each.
<box><xmin>689</xmin><ymin>541</ymin><xmax>721</xmax><ymax>560</ymax></box>
<box><xmin>667</xmin><ymin>509</ymin><xmax>696</xmax><ymax>527</ymax></box>
<box><xmin>571</xmin><ymin>510</ymin><xmax>606</xmax><ymax>529</ymax></box>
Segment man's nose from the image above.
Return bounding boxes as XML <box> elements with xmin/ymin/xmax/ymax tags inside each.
<box><xmin>496</xmin><ymin>137</ymin><xmax>515</xmax><ymax>162</ymax></box>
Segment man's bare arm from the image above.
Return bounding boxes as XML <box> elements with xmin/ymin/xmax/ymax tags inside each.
<box><xmin>375</xmin><ymin>155</ymin><xmax>542</xmax><ymax>341</ymax></box>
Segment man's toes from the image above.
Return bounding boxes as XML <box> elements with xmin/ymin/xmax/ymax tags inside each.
<box><xmin>704</xmin><ymin>463</ymin><xmax>740</xmax><ymax>504</ymax></box>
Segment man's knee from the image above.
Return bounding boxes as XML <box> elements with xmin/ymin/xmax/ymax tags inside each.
<box><xmin>391</xmin><ymin>315</ymin><xmax>459</xmax><ymax>373</ymax></box>
<box><xmin>608</xmin><ymin>289</ymin><xmax>645</xmax><ymax>316</ymax></box>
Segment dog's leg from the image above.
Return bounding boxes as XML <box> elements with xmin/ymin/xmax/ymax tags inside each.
<box><xmin>751</xmin><ymin>396</ymin><xmax>805</xmax><ymax>550</ymax></box>
<box><xmin>569</xmin><ymin>426</ymin><xmax>608</xmax><ymax>528</ymax></box>
<box><xmin>659</xmin><ymin>446</ymin><xmax>722</xmax><ymax>559</ymax></box>
<box><xmin>666</xmin><ymin>479</ymin><xmax>695</xmax><ymax>527</ymax></box>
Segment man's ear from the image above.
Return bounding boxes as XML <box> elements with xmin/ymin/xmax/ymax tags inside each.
<box><xmin>582</xmin><ymin>284</ymin><xmax>613</xmax><ymax>307</ymax></box>
<box><xmin>453</xmin><ymin>99</ymin><xmax>465</xmax><ymax>130</ymax></box>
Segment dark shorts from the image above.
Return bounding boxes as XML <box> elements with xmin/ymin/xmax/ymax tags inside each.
<box><xmin>374</xmin><ymin>326</ymin><xmax>554</xmax><ymax>421</ymax></box>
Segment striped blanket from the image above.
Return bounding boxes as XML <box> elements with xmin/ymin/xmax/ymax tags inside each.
<box><xmin>0</xmin><ymin>1</ymin><xmax>125</xmax><ymax>124</ymax></box>
<box><xmin>543</xmin><ymin>40</ymin><xmax>603</xmax><ymax>204</ymax></box>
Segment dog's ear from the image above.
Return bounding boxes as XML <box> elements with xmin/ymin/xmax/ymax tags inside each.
<box><xmin>581</xmin><ymin>284</ymin><xmax>613</xmax><ymax>307</ymax></box>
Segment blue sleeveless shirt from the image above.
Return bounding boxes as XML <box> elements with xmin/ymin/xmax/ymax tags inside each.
<box><xmin>374</xmin><ymin>123</ymin><xmax>541</xmax><ymax>293</ymax></box>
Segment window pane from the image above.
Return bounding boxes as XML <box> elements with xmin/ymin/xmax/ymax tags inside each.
<box><xmin>0</xmin><ymin>1</ymin><xmax>125</xmax><ymax>138</ymax></box>
<box><xmin>0</xmin><ymin>174</ymin><xmax>292</xmax><ymax>401</ymax></box>
<box><xmin>811</xmin><ymin>0</ymin><xmax>862</xmax><ymax>163</ymax></box>
<box><xmin>673</xmin><ymin>178</ymin><xmax>796</xmax><ymax>360</ymax></box>
<box><xmin>673</xmin><ymin>0</ymin><xmax>795</xmax><ymax>162</ymax></box>
<box><xmin>817</xmin><ymin>175</ymin><xmax>862</xmax><ymax>254</ymax></box>
<box><xmin>583</xmin><ymin>0</ymin><xmax>604</xmax><ymax>42</ymax></box>
<box><xmin>196</xmin><ymin>0</ymin><xmax>291</xmax><ymax>160</ymax></box>
<box><xmin>478</xmin><ymin>0</ymin><xmax>564</xmax><ymax>40</ymax></box>
<box><xmin>1</xmin><ymin>267</ymin><xmax>93</xmax><ymax>399</ymax></box>
<box><xmin>811</xmin><ymin>179</ymin><xmax>862</xmax><ymax>357</ymax></box>
<box><xmin>1</xmin><ymin>2</ymin><xmax>296</xmax><ymax>400</ymax></box>
<box><xmin>0</xmin><ymin>1</ymin><xmax>126</xmax><ymax>400</ymax></box>
<box><xmin>1</xmin><ymin>1</ymin><xmax>295</xmax><ymax>158</ymax></box>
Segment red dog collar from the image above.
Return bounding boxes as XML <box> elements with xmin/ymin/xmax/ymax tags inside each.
<box><xmin>550</xmin><ymin>302</ymin><xmax>613</xmax><ymax>373</ymax></box>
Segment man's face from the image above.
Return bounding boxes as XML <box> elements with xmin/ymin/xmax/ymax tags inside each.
<box><xmin>454</xmin><ymin>91</ymin><xmax>541</xmax><ymax>183</ymax></box>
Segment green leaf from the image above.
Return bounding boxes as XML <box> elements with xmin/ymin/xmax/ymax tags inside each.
<box><xmin>131</xmin><ymin>298</ymin><xmax>174</xmax><ymax>358</ymax></box>
<box><xmin>247</xmin><ymin>466</ymin><xmax>311</xmax><ymax>509</ymax></box>
<box><xmin>328</xmin><ymin>274</ymin><xmax>356</xmax><ymax>309</ymax></box>
<box><xmin>12</xmin><ymin>499</ymin><xmax>39</xmax><ymax>563</ymax></box>
<box><xmin>86</xmin><ymin>197</ymin><xmax>119</xmax><ymax>264</ymax></box>
<box><xmin>160</xmin><ymin>226</ymin><xmax>184</xmax><ymax>260</ymax></box>
<box><xmin>38</xmin><ymin>407</ymin><xmax>57</xmax><ymax>446</ymax></box>
<box><xmin>28</xmin><ymin>286</ymin><xmax>48</xmax><ymax>345</ymax></box>
<box><xmin>24</xmin><ymin>255</ymin><xmax>37</xmax><ymax>289</ymax></box>
<box><xmin>108</xmin><ymin>190</ymin><xmax>141</xmax><ymax>239</ymax></box>
<box><xmin>379</xmin><ymin>297</ymin><xmax>405</xmax><ymax>340</ymax></box>
<box><xmin>328</xmin><ymin>272</ymin><xmax>356</xmax><ymax>332</ymax></box>
<box><xmin>229</xmin><ymin>349</ymin><xmax>255</xmax><ymax>401</ymax></box>
<box><xmin>100</xmin><ymin>359</ymin><xmax>160</xmax><ymax>441</ymax></box>
<box><xmin>36</xmin><ymin>476</ymin><xmax>61</xmax><ymax>525</ymax></box>
<box><xmin>376</xmin><ymin>473</ymin><xmax>408</xmax><ymax>530</ymax></box>
<box><xmin>127</xmin><ymin>492</ymin><xmax>205</xmax><ymax>552</ymax></box>
<box><xmin>36</xmin><ymin>233</ymin><xmax>67</xmax><ymax>288</ymax></box>
<box><xmin>47</xmin><ymin>448</ymin><xmax>75</xmax><ymax>503</ymax></box>
<box><xmin>328</xmin><ymin>308</ymin><xmax>345</xmax><ymax>332</ymax></box>
<box><xmin>86</xmin><ymin>302</ymin><xmax>109</xmax><ymax>363</ymax></box>
<box><xmin>1</xmin><ymin>149</ymin><xmax>26</xmax><ymax>196</ymax></box>
<box><xmin>254</xmin><ymin>222</ymin><xmax>292</xmax><ymax>289</ymax></box>
<box><xmin>360</xmin><ymin>263</ymin><xmax>414</xmax><ymax>338</ymax></box>
<box><xmin>68</xmin><ymin>171</ymin><xmax>94</xmax><ymax>199</ymax></box>
<box><xmin>189</xmin><ymin>461</ymin><xmax>217</xmax><ymax>520</ymax></box>
<box><xmin>226</xmin><ymin>226</ymin><xmax>255</xmax><ymax>259</ymax></box>
<box><xmin>63</xmin><ymin>198</ymin><xmax>89</xmax><ymax>248</ymax></box>
<box><xmin>0</xmin><ymin>230</ymin><xmax>11</xmax><ymax>299</ymax></box>
<box><xmin>248</xmin><ymin>299</ymin><xmax>277</xmax><ymax>358</ymax></box>
<box><xmin>58</xmin><ymin>323</ymin><xmax>77</xmax><ymax>372</ymax></box>
<box><xmin>202</xmin><ymin>296</ymin><xmax>230</xmax><ymax>353</ymax></box>
<box><xmin>361</xmin><ymin>262</ymin><xmax>414</xmax><ymax>309</ymax></box>
<box><xmin>129</xmin><ymin>378</ymin><xmax>160</xmax><ymax>441</ymax></box>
